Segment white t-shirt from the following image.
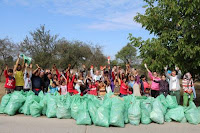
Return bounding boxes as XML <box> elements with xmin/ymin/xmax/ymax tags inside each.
<box><xmin>106</xmin><ymin>86</ymin><xmax>112</xmax><ymax>93</ymax></box>
<box><xmin>171</xmin><ymin>76</ymin><xmax>177</xmax><ymax>90</ymax></box>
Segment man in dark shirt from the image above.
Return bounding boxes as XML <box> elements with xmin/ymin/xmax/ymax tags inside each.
<box><xmin>31</xmin><ymin>67</ymin><xmax>43</xmax><ymax>95</ymax></box>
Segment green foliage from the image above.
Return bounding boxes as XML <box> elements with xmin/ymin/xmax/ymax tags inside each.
<box><xmin>129</xmin><ymin>0</ymin><xmax>200</xmax><ymax>75</ymax></box>
<box><xmin>19</xmin><ymin>25</ymin><xmax>107</xmax><ymax>69</ymax></box>
<box><xmin>115</xmin><ymin>43</ymin><xmax>137</xmax><ymax>64</ymax></box>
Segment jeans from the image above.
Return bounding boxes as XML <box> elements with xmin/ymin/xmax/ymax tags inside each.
<box><xmin>183</xmin><ymin>92</ymin><xmax>194</xmax><ymax>107</ymax></box>
<box><xmin>119</xmin><ymin>94</ymin><xmax>127</xmax><ymax>97</ymax></box>
<box><xmin>170</xmin><ymin>90</ymin><xmax>180</xmax><ymax>105</ymax></box>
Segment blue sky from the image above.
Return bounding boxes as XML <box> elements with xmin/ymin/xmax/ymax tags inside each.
<box><xmin>0</xmin><ymin>0</ymin><xmax>152</xmax><ymax>58</ymax></box>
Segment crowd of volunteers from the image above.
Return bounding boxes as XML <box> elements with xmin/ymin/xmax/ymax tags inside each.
<box><xmin>4</xmin><ymin>55</ymin><xmax>196</xmax><ymax>107</ymax></box>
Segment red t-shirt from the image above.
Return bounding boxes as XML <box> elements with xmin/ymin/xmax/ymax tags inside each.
<box><xmin>120</xmin><ymin>80</ymin><xmax>128</xmax><ymax>95</ymax></box>
<box><xmin>67</xmin><ymin>75</ymin><xmax>75</xmax><ymax>93</ymax></box>
<box><xmin>4</xmin><ymin>70</ymin><xmax>15</xmax><ymax>89</ymax></box>
<box><xmin>88</xmin><ymin>84</ymin><xmax>97</xmax><ymax>96</ymax></box>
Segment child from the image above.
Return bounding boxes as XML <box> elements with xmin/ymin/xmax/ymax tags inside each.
<box><xmin>119</xmin><ymin>77</ymin><xmax>129</xmax><ymax>97</ymax></box>
<box><xmin>114</xmin><ymin>75</ymin><xmax>121</xmax><ymax>96</ymax></box>
<box><xmin>140</xmin><ymin>75</ymin><xmax>150</xmax><ymax>96</ymax></box>
<box><xmin>49</xmin><ymin>81</ymin><xmax>59</xmax><ymax>94</ymax></box>
<box><xmin>4</xmin><ymin>65</ymin><xmax>15</xmax><ymax>94</ymax></box>
<box><xmin>98</xmin><ymin>81</ymin><xmax>106</xmax><ymax>97</ymax></box>
<box><xmin>32</xmin><ymin>65</ymin><xmax>43</xmax><ymax>95</ymax></box>
<box><xmin>154</xmin><ymin>75</ymin><xmax>169</xmax><ymax>97</ymax></box>
<box><xmin>23</xmin><ymin>63</ymin><xmax>32</xmax><ymax>92</ymax></box>
<box><xmin>58</xmin><ymin>74</ymin><xmax>68</xmax><ymax>95</ymax></box>
<box><xmin>182</xmin><ymin>73</ymin><xmax>194</xmax><ymax>106</ymax></box>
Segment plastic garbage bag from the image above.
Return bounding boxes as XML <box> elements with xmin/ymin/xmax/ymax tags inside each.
<box><xmin>0</xmin><ymin>94</ymin><xmax>11</xmax><ymax>113</ymax></box>
<box><xmin>185</xmin><ymin>101</ymin><xmax>200</xmax><ymax>125</ymax></box>
<box><xmin>70</xmin><ymin>95</ymin><xmax>81</xmax><ymax>120</ymax></box>
<box><xmin>165</xmin><ymin>106</ymin><xmax>185</xmax><ymax>122</ymax></box>
<box><xmin>4</xmin><ymin>91</ymin><xmax>25</xmax><ymax>116</ymax></box>
<box><xmin>30</xmin><ymin>101</ymin><xmax>42</xmax><ymax>117</ymax></box>
<box><xmin>46</xmin><ymin>95</ymin><xmax>57</xmax><ymax>118</ymax></box>
<box><xmin>150</xmin><ymin>100</ymin><xmax>164</xmax><ymax>124</ymax></box>
<box><xmin>157</xmin><ymin>94</ymin><xmax>168</xmax><ymax>108</ymax></box>
<box><xmin>128</xmin><ymin>100</ymin><xmax>141</xmax><ymax>125</ymax></box>
<box><xmin>76</xmin><ymin>100</ymin><xmax>91</xmax><ymax>125</ymax></box>
<box><xmin>95</xmin><ymin>96</ymin><xmax>111</xmax><ymax>127</ymax></box>
<box><xmin>88</xmin><ymin>100</ymin><xmax>98</xmax><ymax>124</ymax></box>
<box><xmin>141</xmin><ymin>98</ymin><xmax>152</xmax><ymax>124</ymax></box>
<box><xmin>56</xmin><ymin>95</ymin><xmax>71</xmax><ymax>119</ymax></box>
<box><xmin>23</xmin><ymin>94</ymin><xmax>40</xmax><ymax>115</ymax></box>
<box><xmin>166</xmin><ymin>95</ymin><xmax>178</xmax><ymax>109</ymax></box>
<box><xmin>109</xmin><ymin>97</ymin><xmax>125</xmax><ymax>127</ymax></box>
<box><xmin>123</xmin><ymin>95</ymin><xmax>132</xmax><ymax>124</ymax></box>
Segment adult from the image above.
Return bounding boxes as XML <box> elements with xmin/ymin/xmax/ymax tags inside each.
<box><xmin>145</xmin><ymin>64</ymin><xmax>161</xmax><ymax>98</ymax></box>
<box><xmin>31</xmin><ymin>65</ymin><xmax>43</xmax><ymax>95</ymax></box>
<box><xmin>13</xmin><ymin>55</ymin><xmax>24</xmax><ymax>91</ymax></box>
<box><xmin>165</xmin><ymin>66</ymin><xmax>182</xmax><ymax>104</ymax></box>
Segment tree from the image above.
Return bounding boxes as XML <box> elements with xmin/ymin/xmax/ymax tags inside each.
<box><xmin>19</xmin><ymin>25</ymin><xmax>59</xmax><ymax>69</ymax></box>
<box><xmin>0</xmin><ymin>38</ymin><xmax>16</xmax><ymax>81</ymax></box>
<box><xmin>129</xmin><ymin>0</ymin><xmax>200</xmax><ymax>76</ymax></box>
<box><xmin>115</xmin><ymin>43</ymin><xmax>137</xmax><ymax>65</ymax></box>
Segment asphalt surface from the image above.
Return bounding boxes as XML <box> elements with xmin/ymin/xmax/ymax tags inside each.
<box><xmin>0</xmin><ymin>114</ymin><xmax>200</xmax><ymax>133</ymax></box>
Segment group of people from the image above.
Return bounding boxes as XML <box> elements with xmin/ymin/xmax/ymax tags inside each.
<box><xmin>3</xmin><ymin>55</ymin><xmax>196</xmax><ymax>107</ymax></box>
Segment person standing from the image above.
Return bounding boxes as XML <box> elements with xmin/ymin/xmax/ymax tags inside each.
<box><xmin>4</xmin><ymin>65</ymin><xmax>15</xmax><ymax>94</ymax></box>
<box><xmin>23</xmin><ymin>63</ymin><xmax>32</xmax><ymax>92</ymax></box>
<box><xmin>13</xmin><ymin>55</ymin><xmax>24</xmax><ymax>91</ymax></box>
<box><xmin>182</xmin><ymin>73</ymin><xmax>194</xmax><ymax>106</ymax></box>
<box><xmin>144</xmin><ymin>64</ymin><xmax>161</xmax><ymax>98</ymax></box>
<box><xmin>165</xmin><ymin>66</ymin><xmax>182</xmax><ymax>104</ymax></box>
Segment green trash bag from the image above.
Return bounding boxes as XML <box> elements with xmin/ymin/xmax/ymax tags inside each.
<box><xmin>40</xmin><ymin>95</ymin><xmax>48</xmax><ymax>116</ymax></box>
<box><xmin>30</xmin><ymin>101</ymin><xmax>42</xmax><ymax>117</ymax></box>
<box><xmin>150</xmin><ymin>100</ymin><xmax>164</xmax><ymax>124</ymax></box>
<box><xmin>46</xmin><ymin>95</ymin><xmax>57</xmax><ymax>118</ymax></box>
<box><xmin>128</xmin><ymin>100</ymin><xmax>141</xmax><ymax>126</ymax></box>
<box><xmin>141</xmin><ymin>99</ymin><xmax>152</xmax><ymax>124</ymax></box>
<box><xmin>88</xmin><ymin>100</ymin><xmax>98</xmax><ymax>124</ymax></box>
<box><xmin>185</xmin><ymin>101</ymin><xmax>200</xmax><ymax>125</ymax></box>
<box><xmin>23</xmin><ymin>94</ymin><xmax>40</xmax><ymax>115</ymax></box>
<box><xmin>0</xmin><ymin>94</ymin><xmax>11</xmax><ymax>113</ymax></box>
<box><xmin>4</xmin><ymin>91</ymin><xmax>25</xmax><ymax>116</ymax></box>
<box><xmin>157</xmin><ymin>94</ymin><xmax>168</xmax><ymax>108</ymax></box>
<box><xmin>56</xmin><ymin>96</ymin><xmax>71</xmax><ymax>119</ymax></box>
<box><xmin>70</xmin><ymin>95</ymin><xmax>81</xmax><ymax>120</ymax></box>
<box><xmin>165</xmin><ymin>106</ymin><xmax>185</xmax><ymax>122</ymax></box>
<box><xmin>123</xmin><ymin>95</ymin><xmax>133</xmax><ymax>124</ymax></box>
<box><xmin>166</xmin><ymin>95</ymin><xmax>178</xmax><ymax>109</ymax></box>
<box><xmin>95</xmin><ymin>96</ymin><xmax>111</xmax><ymax>127</ymax></box>
<box><xmin>109</xmin><ymin>97</ymin><xmax>125</xmax><ymax>127</ymax></box>
<box><xmin>76</xmin><ymin>100</ymin><xmax>92</xmax><ymax>125</ymax></box>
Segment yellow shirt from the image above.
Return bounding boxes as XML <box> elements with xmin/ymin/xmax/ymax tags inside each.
<box><xmin>15</xmin><ymin>71</ymin><xmax>24</xmax><ymax>86</ymax></box>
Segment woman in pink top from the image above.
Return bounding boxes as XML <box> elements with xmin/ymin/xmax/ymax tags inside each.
<box><xmin>144</xmin><ymin>64</ymin><xmax>161</xmax><ymax>98</ymax></box>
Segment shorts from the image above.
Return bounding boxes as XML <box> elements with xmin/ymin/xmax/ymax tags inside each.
<box><xmin>5</xmin><ymin>88</ymin><xmax>14</xmax><ymax>94</ymax></box>
<box><xmin>15</xmin><ymin>86</ymin><xmax>24</xmax><ymax>91</ymax></box>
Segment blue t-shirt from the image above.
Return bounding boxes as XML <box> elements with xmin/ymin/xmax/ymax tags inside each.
<box><xmin>49</xmin><ymin>86</ymin><xmax>58</xmax><ymax>94</ymax></box>
<box><xmin>128</xmin><ymin>81</ymin><xmax>135</xmax><ymax>88</ymax></box>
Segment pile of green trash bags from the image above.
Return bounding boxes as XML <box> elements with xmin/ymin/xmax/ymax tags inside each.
<box><xmin>1</xmin><ymin>91</ymin><xmax>200</xmax><ymax>127</ymax></box>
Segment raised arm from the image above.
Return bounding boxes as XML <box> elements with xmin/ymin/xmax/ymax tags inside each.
<box><xmin>164</xmin><ymin>66</ymin><xmax>170</xmax><ymax>79</ymax></box>
<box><xmin>13</xmin><ymin>55</ymin><xmax>20</xmax><ymax>72</ymax></box>
<box><xmin>4</xmin><ymin>65</ymin><xmax>8</xmax><ymax>78</ymax></box>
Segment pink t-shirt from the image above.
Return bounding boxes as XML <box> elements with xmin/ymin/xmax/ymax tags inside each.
<box><xmin>60</xmin><ymin>85</ymin><xmax>68</xmax><ymax>95</ymax></box>
<box><xmin>148</xmin><ymin>72</ymin><xmax>161</xmax><ymax>91</ymax></box>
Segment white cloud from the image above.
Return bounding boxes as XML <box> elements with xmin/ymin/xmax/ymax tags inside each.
<box><xmin>3</xmin><ymin>0</ymin><xmax>146</xmax><ymax>30</ymax></box>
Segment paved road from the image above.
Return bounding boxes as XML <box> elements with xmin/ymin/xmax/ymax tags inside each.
<box><xmin>0</xmin><ymin>114</ymin><xmax>200</xmax><ymax>133</ymax></box>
